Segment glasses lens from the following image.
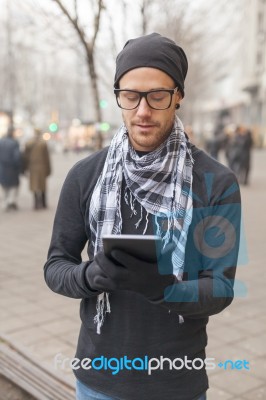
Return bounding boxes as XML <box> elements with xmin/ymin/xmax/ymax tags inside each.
<box><xmin>147</xmin><ymin>91</ymin><xmax>171</xmax><ymax>110</ymax></box>
<box><xmin>118</xmin><ymin>91</ymin><xmax>140</xmax><ymax>110</ymax></box>
<box><xmin>116</xmin><ymin>89</ymin><xmax>174</xmax><ymax>110</ymax></box>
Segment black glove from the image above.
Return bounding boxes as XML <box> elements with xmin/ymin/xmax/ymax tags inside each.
<box><xmin>90</xmin><ymin>243</ymin><xmax>177</xmax><ymax>301</ymax></box>
<box><xmin>85</xmin><ymin>257</ymin><xmax>113</xmax><ymax>293</ymax></box>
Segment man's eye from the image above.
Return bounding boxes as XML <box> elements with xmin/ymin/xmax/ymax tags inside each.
<box><xmin>149</xmin><ymin>92</ymin><xmax>167</xmax><ymax>101</ymax></box>
<box><xmin>120</xmin><ymin>92</ymin><xmax>138</xmax><ymax>102</ymax></box>
<box><xmin>125</xmin><ymin>94</ymin><xmax>139</xmax><ymax>101</ymax></box>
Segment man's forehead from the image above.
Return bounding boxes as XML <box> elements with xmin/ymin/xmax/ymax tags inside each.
<box><xmin>119</xmin><ymin>67</ymin><xmax>175</xmax><ymax>90</ymax></box>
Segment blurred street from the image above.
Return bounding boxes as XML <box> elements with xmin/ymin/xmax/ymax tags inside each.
<box><xmin>0</xmin><ymin>148</ymin><xmax>266</xmax><ymax>400</ymax></box>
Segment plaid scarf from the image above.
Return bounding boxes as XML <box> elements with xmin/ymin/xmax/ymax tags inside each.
<box><xmin>89</xmin><ymin>116</ymin><xmax>193</xmax><ymax>334</ymax></box>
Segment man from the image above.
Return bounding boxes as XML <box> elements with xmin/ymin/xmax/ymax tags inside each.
<box><xmin>44</xmin><ymin>33</ymin><xmax>241</xmax><ymax>400</ymax></box>
<box><xmin>0</xmin><ymin>126</ymin><xmax>21</xmax><ymax>211</ymax></box>
<box><xmin>23</xmin><ymin>128</ymin><xmax>51</xmax><ymax>210</ymax></box>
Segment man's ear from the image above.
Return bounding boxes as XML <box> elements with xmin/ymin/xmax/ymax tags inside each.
<box><xmin>175</xmin><ymin>92</ymin><xmax>183</xmax><ymax>109</ymax></box>
<box><xmin>176</xmin><ymin>91</ymin><xmax>183</xmax><ymax>102</ymax></box>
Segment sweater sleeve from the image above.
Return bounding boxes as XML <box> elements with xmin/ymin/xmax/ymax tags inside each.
<box><xmin>155</xmin><ymin>159</ymin><xmax>242</xmax><ymax>319</ymax></box>
<box><xmin>43</xmin><ymin>160</ymin><xmax>98</xmax><ymax>299</ymax></box>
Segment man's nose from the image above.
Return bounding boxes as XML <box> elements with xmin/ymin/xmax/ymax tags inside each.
<box><xmin>136</xmin><ymin>97</ymin><xmax>152</xmax><ymax>117</ymax></box>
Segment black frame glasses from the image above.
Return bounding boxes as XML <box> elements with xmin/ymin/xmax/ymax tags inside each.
<box><xmin>114</xmin><ymin>87</ymin><xmax>179</xmax><ymax>110</ymax></box>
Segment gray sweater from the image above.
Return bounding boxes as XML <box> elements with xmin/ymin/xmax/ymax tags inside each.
<box><xmin>44</xmin><ymin>145</ymin><xmax>241</xmax><ymax>400</ymax></box>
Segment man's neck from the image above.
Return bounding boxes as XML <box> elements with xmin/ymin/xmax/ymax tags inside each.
<box><xmin>135</xmin><ymin>150</ymin><xmax>150</xmax><ymax>157</ymax></box>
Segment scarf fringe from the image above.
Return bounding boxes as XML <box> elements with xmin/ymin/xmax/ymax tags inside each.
<box><xmin>94</xmin><ymin>292</ymin><xmax>111</xmax><ymax>334</ymax></box>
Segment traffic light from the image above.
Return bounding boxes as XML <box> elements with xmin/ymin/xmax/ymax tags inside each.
<box><xmin>49</xmin><ymin>122</ymin><xmax>58</xmax><ymax>133</ymax></box>
<box><xmin>99</xmin><ymin>99</ymin><xmax>108</xmax><ymax>109</ymax></box>
<box><xmin>100</xmin><ymin>122</ymin><xmax>110</xmax><ymax>132</ymax></box>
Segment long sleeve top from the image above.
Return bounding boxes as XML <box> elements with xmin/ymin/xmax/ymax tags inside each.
<box><xmin>44</xmin><ymin>145</ymin><xmax>241</xmax><ymax>400</ymax></box>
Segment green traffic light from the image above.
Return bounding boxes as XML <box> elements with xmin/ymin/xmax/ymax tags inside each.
<box><xmin>99</xmin><ymin>99</ymin><xmax>108</xmax><ymax>109</ymax></box>
<box><xmin>49</xmin><ymin>122</ymin><xmax>58</xmax><ymax>133</ymax></box>
<box><xmin>100</xmin><ymin>122</ymin><xmax>110</xmax><ymax>132</ymax></box>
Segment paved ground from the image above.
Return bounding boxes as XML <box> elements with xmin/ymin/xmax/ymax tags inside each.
<box><xmin>0</xmin><ymin>148</ymin><xmax>265</xmax><ymax>400</ymax></box>
<box><xmin>0</xmin><ymin>375</ymin><xmax>36</xmax><ymax>400</ymax></box>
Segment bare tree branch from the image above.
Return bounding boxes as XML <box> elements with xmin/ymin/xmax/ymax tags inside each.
<box><xmin>91</xmin><ymin>0</ymin><xmax>104</xmax><ymax>48</ymax></box>
<box><xmin>140</xmin><ymin>0</ymin><xmax>153</xmax><ymax>35</ymax></box>
<box><xmin>121</xmin><ymin>0</ymin><xmax>128</xmax><ymax>43</ymax></box>
<box><xmin>51</xmin><ymin>0</ymin><xmax>89</xmax><ymax>54</ymax></box>
<box><xmin>32</xmin><ymin>2</ymin><xmax>83</xmax><ymax>55</ymax></box>
<box><xmin>74</xmin><ymin>0</ymin><xmax>78</xmax><ymax>21</ymax></box>
<box><xmin>50</xmin><ymin>0</ymin><xmax>106</xmax><ymax>145</ymax></box>
<box><xmin>105</xmin><ymin>7</ymin><xmax>118</xmax><ymax>60</ymax></box>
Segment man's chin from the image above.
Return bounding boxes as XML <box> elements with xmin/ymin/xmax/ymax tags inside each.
<box><xmin>130</xmin><ymin>134</ymin><xmax>164</xmax><ymax>152</ymax></box>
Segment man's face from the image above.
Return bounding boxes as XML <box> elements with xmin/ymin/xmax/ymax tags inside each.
<box><xmin>118</xmin><ymin>67</ymin><xmax>182</xmax><ymax>152</ymax></box>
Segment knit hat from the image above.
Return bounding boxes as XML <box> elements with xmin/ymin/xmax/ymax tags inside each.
<box><xmin>114</xmin><ymin>32</ymin><xmax>188</xmax><ymax>97</ymax></box>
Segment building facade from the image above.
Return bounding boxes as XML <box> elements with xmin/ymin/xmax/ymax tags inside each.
<box><xmin>199</xmin><ymin>0</ymin><xmax>266</xmax><ymax>147</ymax></box>
<box><xmin>242</xmin><ymin>0</ymin><xmax>266</xmax><ymax>146</ymax></box>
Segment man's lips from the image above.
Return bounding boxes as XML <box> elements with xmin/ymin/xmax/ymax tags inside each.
<box><xmin>135</xmin><ymin>123</ymin><xmax>157</xmax><ymax>129</ymax></box>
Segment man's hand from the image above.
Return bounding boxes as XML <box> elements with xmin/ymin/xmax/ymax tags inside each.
<box><xmin>85</xmin><ymin>254</ymin><xmax>118</xmax><ymax>293</ymax></box>
<box><xmin>86</xmin><ymin>243</ymin><xmax>176</xmax><ymax>301</ymax></box>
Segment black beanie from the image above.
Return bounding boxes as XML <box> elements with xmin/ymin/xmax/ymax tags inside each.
<box><xmin>114</xmin><ymin>32</ymin><xmax>188</xmax><ymax>98</ymax></box>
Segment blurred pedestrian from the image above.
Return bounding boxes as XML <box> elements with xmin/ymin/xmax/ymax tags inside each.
<box><xmin>23</xmin><ymin>128</ymin><xmax>51</xmax><ymax>210</ymax></box>
<box><xmin>0</xmin><ymin>126</ymin><xmax>22</xmax><ymax>211</ymax></box>
<box><xmin>238</xmin><ymin>126</ymin><xmax>253</xmax><ymax>185</ymax></box>
<box><xmin>207</xmin><ymin>122</ymin><xmax>226</xmax><ymax>160</ymax></box>
<box><xmin>226</xmin><ymin>125</ymin><xmax>253</xmax><ymax>185</ymax></box>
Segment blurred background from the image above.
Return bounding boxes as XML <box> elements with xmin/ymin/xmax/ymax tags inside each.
<box><xmin>0</xmin><ymin>0</ymin><xmax>265</xmax><ymax>150</ymax></box>
<box><xmin>0</xmin><ymin>1</ymin><xmax>266</xmax><ymax>399</ymax></box>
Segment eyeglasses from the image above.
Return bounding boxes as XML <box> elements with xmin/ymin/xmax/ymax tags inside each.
<box><xmin>114</xmin><ymin>87</ymin><xmax>179</xmax><ymax>110</ymax></box>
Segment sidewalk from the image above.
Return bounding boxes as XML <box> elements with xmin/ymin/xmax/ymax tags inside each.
<box><xmin>0</xmin><ymin>374</ymin><xmax>36</xmax><ymax>400</ymax></box>
<box><xmin>0</xmin><ymin>149</ymin><xmax>266</xmax><ymax>400</ymax></box>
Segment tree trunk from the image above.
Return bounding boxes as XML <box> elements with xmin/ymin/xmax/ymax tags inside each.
<box><xmin>87</xmin><ymin>51</ymin><xmax>103</xmax><ymax>150</ymax></box>
<box><xmin>87</xmin><ymin>53</ymin><xmax>101</xmax><ymax>121</ymax></box>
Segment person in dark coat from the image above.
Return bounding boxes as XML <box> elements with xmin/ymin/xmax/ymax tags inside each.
<box><xmin>0</xmin><ymin>126</ymin><xmax>22</xmax><ymax>211</ymax></box>
<box><xmin>238</xmin><ymin>127</ymin><xmax>253</xmax><ymax>185</ymax></box>
<box><xmin>226</xmin><ymin>125</ymin><xmax>253</xmax><ymax>185</ymax></box>
<box><xmin>23</xmin><ymin>128</ymin><xmax>51</xmax><ymax>210</ymax></box>
<box><xmin>207</xmin><ymin>122</ymin><xmax>227</xmax><ymax>160</ymax></box>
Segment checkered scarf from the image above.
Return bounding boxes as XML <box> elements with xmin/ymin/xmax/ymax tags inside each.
<box><xmin>89</xmin><ymin>116</ymin><xmax>193</xmax><ymax>334</ymax></box>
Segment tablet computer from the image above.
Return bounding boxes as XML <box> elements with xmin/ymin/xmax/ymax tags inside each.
<box><xmin>102</xmin><ymin>234</ymin><xmax>162</xmax><ymax>263</ymax></box>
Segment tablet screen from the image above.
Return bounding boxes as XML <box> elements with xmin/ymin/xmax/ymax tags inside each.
<box><xmin>102</xmin><ymin>234</ymin><xmax>162</xmax><ymax>263</ymax></box>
